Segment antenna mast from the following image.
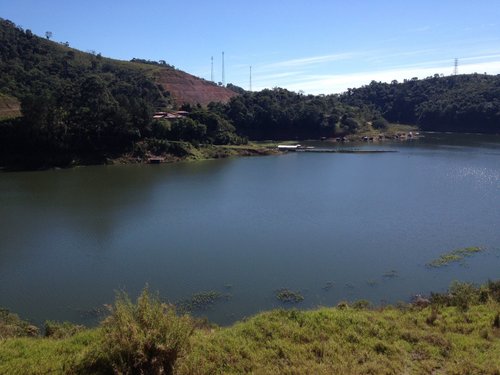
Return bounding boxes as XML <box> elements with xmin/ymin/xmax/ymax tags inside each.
<box><xmin>211</xmin><ymin>56</ymin><xmax>214</xmax><ymax>81</ymax></box>
<box><xmin>249</xmin><ymin>66</ymin><xmax>252</xmax><ymax>91</ymax></box>
<box><xmin>222</xmin><ymin>51</ymin><xmax>225</xmax><ymax>86</ymax></box>
<box><xmin>454</xmin><ymin>58</ymin><xmax>458</xmax><ymax>75</ymax></box>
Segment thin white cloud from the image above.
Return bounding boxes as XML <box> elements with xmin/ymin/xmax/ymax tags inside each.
<box><xmin>261</xmin><ymin>52</ymin><xmax>358</xmax><ymax>69</ymax></box>
<box><xmin>230</xmin><ymin>50</ymin><xmax>500</xmax><ymax>94</ymax></box>
<box><xmin>254</xmin><ymin>71</ymin><xmax>304</xmax><ymax>81</ymax></box>
<box><xmin>280</xmin><ymin>60</ymin><xmax>500</xmax><ymax>95</ymax></box>
<box><xmin>459</xmin><ymin>53</ymin><xmax>500</xmax><ymax>62</ymax></box>
<box><xmin>364</xmin><ymin>49</ymin><xmax>438</xmax><ymax>64</ymax></box>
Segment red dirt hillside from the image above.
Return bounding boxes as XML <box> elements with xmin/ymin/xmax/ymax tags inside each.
<box><xmin>156</xmin><ymin>68</ymin><xmax>238</xmax><ymax>107</ymax></box>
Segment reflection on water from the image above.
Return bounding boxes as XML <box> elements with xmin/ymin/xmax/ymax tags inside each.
<box><xmin>0</xmin><ymin>133</ymin><xmax>499</xmax><ymax>326</ymax></box>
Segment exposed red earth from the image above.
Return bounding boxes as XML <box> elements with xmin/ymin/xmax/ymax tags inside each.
<box><xmin>155</xmin><ymin>68</ymin><xmax>238</xmax><ymax>107</ymax></box>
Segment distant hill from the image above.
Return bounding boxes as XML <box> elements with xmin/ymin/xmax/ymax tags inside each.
<box><xmin>3</xmin><ymin>17</ymin><xmax>499</xmax><ymax>170</ymax></box>
<box><xmin>0</xmin><ymin>18</ymin><xmax>236</xmax><ymax>116</ymax></box>
<box><xmin>340</xmin><ymin>74</ymin><xmax>500</xmax><ymax>134</ymax></box>
<box><xmin>0</xmin><ymin>18</ymin><xmax>246</xmax><ymax>168</ymax></box>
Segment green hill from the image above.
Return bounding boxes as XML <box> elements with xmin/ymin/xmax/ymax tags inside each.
<box><xmin>0</xmin><ymin>19</ymin><xmax>236</xmax><ymax>113</ymax></box>
<box><xmin>0</xmin><ymin>18</ymin><xmax>248</xmax><ymax>169</ymax></box>
<box><xmin>3</xmin><ymin>17</ymin><xmax>499</xmax><ymax>170</ymax></box>
<box><xmin>0</xmin><ymin>17</ymin><xmax>382</xmax><ymax>169</ymax></box>
<box><xmin>340</xmin><ymin>74</ymin><xmax>500</xmax><ymax>134</ymax></box>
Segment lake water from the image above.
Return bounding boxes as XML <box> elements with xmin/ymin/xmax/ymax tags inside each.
<box><xmin>1</xmin><ymin>133</ymin><xmax>499</xmax><ymax>326</ymax></box>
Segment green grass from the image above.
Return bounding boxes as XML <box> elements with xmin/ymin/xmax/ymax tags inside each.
<box><xmin>385</xmin><ymin>123</ymin><xmax>419</xmax><ymax>133</ymax></box>
<box><xmin>0</xmin><ymin>330</ymin><xmax>98</xmax><ymax>374</ymax></box>
<box><xmin>427</xmin><ymin>246</ymin><xmax>484</xmax><ymax>268</ymax></box>
<box><xmin>1</xmin><ymin>282</ymin><xmax>499</xmax><ymax>374</ymax></box>
<box><xmin>177</xmin><ymin>303</ymin><xmax>500</xmax><ymax>374</ymax></box>
<box><xmin>2</xmin><ymin>304</ymin><xmax>499</xmax><ymax>374</ymax></box>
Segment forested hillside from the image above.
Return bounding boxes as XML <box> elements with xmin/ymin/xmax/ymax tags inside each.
<box><xmin>2</xmin><ymin>17</ymin><xmax>499</xmax><ymax>169</ymax></box>
<box><xmin>341</xmin><ymin>74</ymin><xmax>500</xmax><ymax>133</ymax></box>
<box><xmin>0</xmin><ymin>18</ymin><xmax>382</xmax><ymax>168</ymax></box>
<box><xmin>0</xmin><ymin>18</ymin><xmax>245</xmax><ymax>167</ymax></box>
<box><xmin>0</xmin><ymin>19</ymin><xmax>166</xmax><ymax>158</ymax></box>
<box><xmin>220</xmin><ymin>88</ymin><xmax>383</xmax><ymax>140</ymax></box>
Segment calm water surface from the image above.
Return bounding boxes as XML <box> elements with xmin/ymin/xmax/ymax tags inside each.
<box><xmin>1</xmin><ymin>133</ymin><xmax>499</xmax><ymax>325</ymax></box>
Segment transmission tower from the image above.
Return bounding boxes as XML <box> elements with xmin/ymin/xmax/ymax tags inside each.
<box><xmin>211</xmin><ymin>56</ymin><xmax>214</xmax><ymax>82</ymax></box>
<box><xmin>222</xmin><ymin>51</ymin><xmax>225</xmax><ymax>86</ymax></box>
<box><xmin>249</xmin><ymin>66</ymin><xmax>252</xmax><ymax>92</ymax></box>
<box><xmin>454</xmin><ymin>58</ymin><xmax>458</xmax><ymax>75</ymax></box>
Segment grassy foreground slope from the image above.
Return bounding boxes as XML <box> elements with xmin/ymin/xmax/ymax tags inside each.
<box><xmin>1</xmin><ymin>282</ymin><xmax>499</xmax><ymax>375</ymax></box>
<box><xmin>178</xmin><ymin>304</ymin><xmax>500</xmax><ymax>375</ymax></box>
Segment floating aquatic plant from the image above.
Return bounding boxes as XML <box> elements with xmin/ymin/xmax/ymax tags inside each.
<box><xmin>382</xmin><ymin>270</ymin><xmax>399</xmax><ymax>278</ymax></box>
<box><xmin>178</xmin><ymin>291</ymin><xmax>232</xmax><ymax>312</ymax></box>
<box><xmin>322</xmin><ymin>282</ymin><xmax>335</xmax><ymax>291</ymax></box>
<box><xmin>427</xmin><ymin>246</ymin><xmax>483</xmax><ymax>268</ymax></box>
<box><xmin>275</xmin><ymin>288</ymin><xmax>304</xmax><ymax>303</ymax></box>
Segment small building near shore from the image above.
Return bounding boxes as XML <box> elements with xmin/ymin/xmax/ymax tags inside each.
<box><xmin>277</xmin><ymin>144</ymin><xmax>302</xmax><ymax>150</ymax></box>
<box><xmin>153</xmin><ymin>111</ymin><xmax>189</xmax><ymax>120</ymax></box>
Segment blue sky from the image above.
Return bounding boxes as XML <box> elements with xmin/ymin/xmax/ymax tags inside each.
<box><xmin>2</xmin><ymin>0</ymin><xmax>500</xmax><ymax>94</ymax></box>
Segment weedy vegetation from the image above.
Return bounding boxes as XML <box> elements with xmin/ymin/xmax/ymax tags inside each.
<box><xmin>177</xmin><ymin>291</ymin><xmax>232</xmax><ymax>313</ymax></box>
<box><xmin>275</xmin><ymin>288</ymin><xmax>305</xmax><ymax>303</ymax></box>
<box><xmin>0</xmin><ymin>281</ymin><xmax>499</xmax><ymax>374</ymax></box>
<box><xmin>427</xmin><ymin>246</ymin><xmax>483</xmax><ymax>268</ymax></box>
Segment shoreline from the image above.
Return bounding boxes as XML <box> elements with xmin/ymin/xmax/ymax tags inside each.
<box><xmin>1</xmin><ymin>280</ymin><xmax>499</xmax><ymax>374</ymax></box>
<box><xmin>4</xmin><ymin>127</ymin><xmax>498</xmax><ymax>172</ymax></box>
<box><xmin>0</xmin><ymin>143</ymin><xmax>280</xmax><ymax>172</ymax></box>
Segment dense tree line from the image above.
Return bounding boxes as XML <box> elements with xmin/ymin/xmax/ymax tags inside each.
<box><xmin>0</xmin><ymin>19</ymin><xmax>244</xmax><ymax>166</ymax></box>
<box><xmin>150</xmin><ymin>106</ymin><xmax>245</xmax><ymax>145</ymax></box>
<box><xmin>0</xmin><ymin>16</ymin><xmax>384</xmax><ymax>168</ymax></box>
<box><xmin>217</xmin><ymin>88</ymin><xmax>381</xmax><ymax>140</ymax></box>
<box><xmin>0</xmin><ymin>19</ymin><xmax>172</xmax><ymax>159</ymax></box>
<box><xmin>4</xmin><ymin>17</ymin><xmax>499</xmax><ymax>169</ymax></box>
<box><xmin>341</xmin><ymin>74</ymin><xmax>500</xmax><ymax>133</ymax></box>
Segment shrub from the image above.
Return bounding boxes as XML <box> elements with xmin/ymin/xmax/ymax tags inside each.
<box><xmin>425</xmin><ymin>307</ymin><xmax>439</xmax><ymax>326</ymax></box>
<box><xmin>44</xmin><ymin>321</ymin><xmax>84</xmax><ymax>339</ymax></box>
<box><xmin>340</xmin><ymin>117</ymin><xmax>360</xmax><ymax>133</ymax></box>
<box><xmin>352</xmin><ymin>300</ymin><xmax>371</xmax><ymax>310</ymax></box>
<box><xmin>336</xmin><ymin>301</ymin><xmax>349</xmax><ymax>309</ymax></box>
<box><xmin>493</xmin><ymin>313</ymin><xmax>500</xmax><ymax>329</ymax></box>
<box><xmin>84</xmin><ymin>287</ymin><xmax>193</xmax><ymax>375</ymax></box>
<box><xmin>372</xmin><ymin>117</ymin><xmax>388</xmax><ymax>130</ymax></box>
<box><xmin>151</xmin><ymin>119</ymin><xmax>171</xmax><ymax>139</ymax></box>
<box><xmin>487</xmin><ymin>280</ymin><xmax>500</xmax><ymax>302</ymax></box>
<box><xmin>449</xmin><ymin>281</ymin><xmax>480</xmax><ymax>311</ymax></box>
<box><xmin>0</xmin><ymin>308</ymin><xmax>39</xmax><ymax>338</ymax></box>
<box><xmin>430</xmin><ymin>281</ymin><xmax>484</xmax><ymax>310</ymax></box>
